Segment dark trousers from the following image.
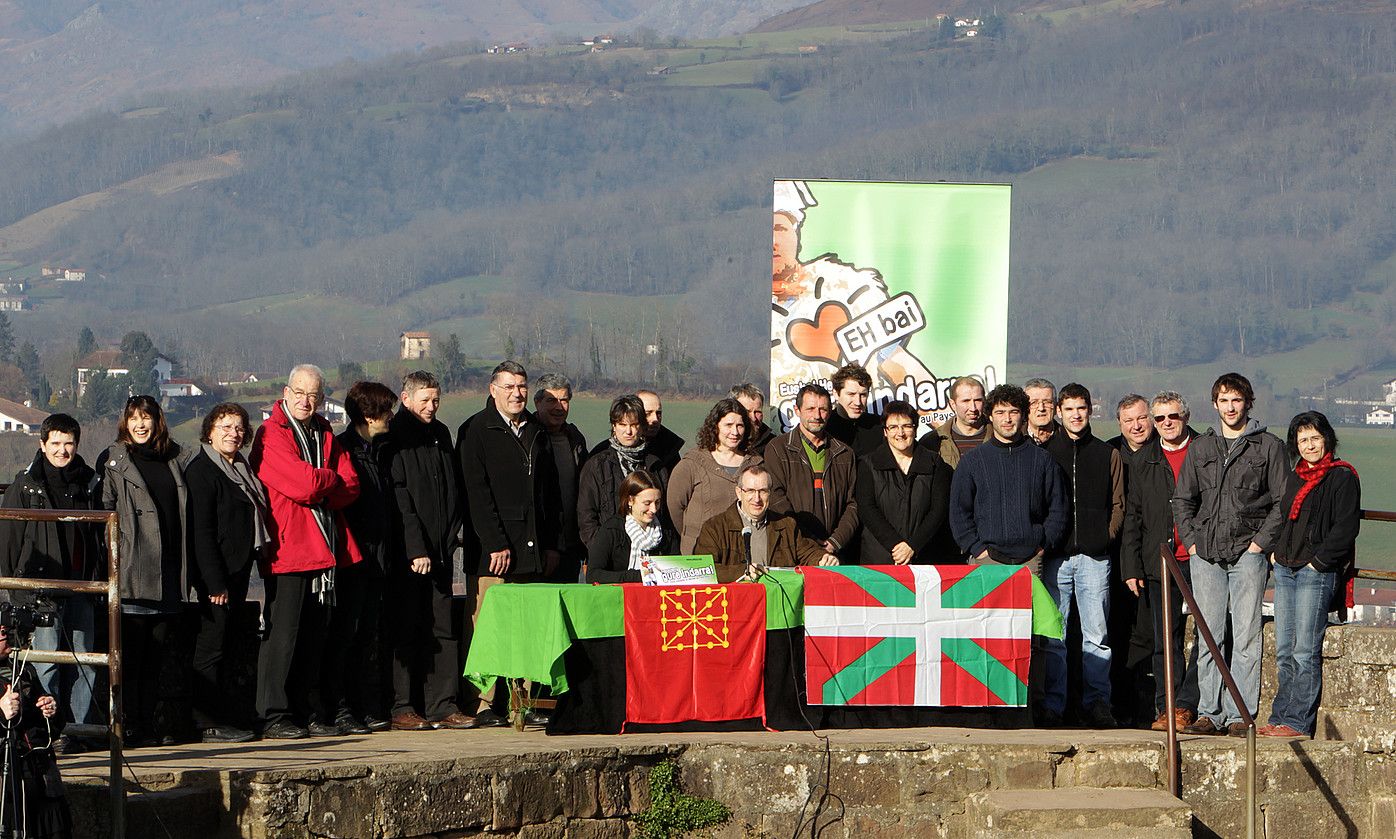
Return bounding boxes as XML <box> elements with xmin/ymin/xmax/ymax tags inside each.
<box><xmin>257</xmin><ymin>570</ymin><xmax>331</xmax><ymax>726</ymax></box>
<box><xmin>123</xmin><ymin>612</ymin><xmax>180</xmax><ymax>736</ymax></box>
<box><xmin>1148</xmin><ymin>561</ymin><xmax>1200</xmax><ymax>714</ymax></box>
<box><xmin>190</xmin><ymin>564</ymin><xmax>253</xmax><ymax>730</ymax></box>
<box><xmin>389</xmin><ymin>568</ymin><xmax>460</xmax><ymax>720</ymax></box>
<box><xmin>325</xmin><ymin>563</ymin><xmax>385</xmax><ymax>720</ymax></box>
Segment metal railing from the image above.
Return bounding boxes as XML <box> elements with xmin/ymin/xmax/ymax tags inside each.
<box><xmin>1159</xmin><ymin>544</ymin><xmax>1257</xmax><ymax>839</ymax></box>
<box><xmin>0</xmin><ymin>508</ymin><xmax>124</xmax><ymax>839</ymax></box>
<box><xmin>1356</xmin><ymin>509</ymin><xmax>1396</xmax><ymax>583</ymax></box>
<box><xmin>1158</xmin><ymin>507</ymin><xmax>1396</xmax><ymax>839</ymax></box>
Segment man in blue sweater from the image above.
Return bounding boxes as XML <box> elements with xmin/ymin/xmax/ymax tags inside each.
<box><xmin>950</xmin><ymin>384</ymin><xmax>1070</xmax><ymax>576</ymax></box>
<box><xmin>949</xmin><ymin>383</ymin><xmax>1070</xmax><ymax>725</ymax></box>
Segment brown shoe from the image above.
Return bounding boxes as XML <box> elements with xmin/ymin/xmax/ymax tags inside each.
<box><xmin>1182</xmin><ymin>717</ymin><xmax>1223</xmax><ymax>735</ymax></box>
<box><xmin>432</xmin><ymin>712</ymin><xmax>479</xmax><ymax>730</ymax></box>
<box><xmin>390</xmin><ymin>711</ymin><xmax>435</xmax><ymax>731</ymax></box>
<box><xmin>1150</xmin><ymin>711</ymin><xmax>1170</xmax><ymax>732</ymax></box>
<box><xmin>1227</xmin><ymin>722</ymin><xmax>1251</xmax><ymax>737</ymax></box>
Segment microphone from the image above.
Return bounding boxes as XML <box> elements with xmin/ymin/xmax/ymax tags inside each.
<box><xmin>741</xmin><ymin>526</ymin><xmax>765</xmax><ymax>581</ymax></box>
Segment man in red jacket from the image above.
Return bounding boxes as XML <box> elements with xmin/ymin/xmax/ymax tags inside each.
<box><xmin>251</xmin><ymin>363</ymin><xmax>363</xmax><ymax>739</ymax></box>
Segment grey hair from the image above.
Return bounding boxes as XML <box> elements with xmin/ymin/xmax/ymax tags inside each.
<box><xmin>1151</xmin><ymin>390</ymin><xmax>1190</xmax><ymax>419</ymax></box>
<box><xmin>288</xmin><ymin>363</ymin><xmax>325</xmax><ymax>389</ymax></box>
<box><xmin>1115</xmin><ymin>393</ymin><xmax>1148</xmax><ymax>418</ymax></box>
<box><xmin>1022</xmin><ymin>377</ymin><xmax>1055</xmax><ymax>393</ymax></box>
<box><xmin>402</xmin><ymin>370</ymin><xmax>440</xmax><ymax>396</ymax></box>
<box><xmin>534</xmin><ymin>373</ymin><xmax>573</xmax><ymax>402</ymax></box>
<box><xmin>491</xmin><ymin>360</ymin><xmax>527</xmax><ymax>382</ymax></box>
<box><xmin>728</xmin><ymin>383</ymin><xmax>765</xmax><ymax>403</ymax></box>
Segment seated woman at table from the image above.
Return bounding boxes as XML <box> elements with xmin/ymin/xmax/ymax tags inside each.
<box><xmin>694</xmin><ymin>464</ymin><xmax>837</xmax><ymax>583</ymax></box>
<box><xmin>587</xmin><ymin>470</ymin><xmax>676</xmax><ymax>583</ymax></box>
<box><xmin>855</xmin><ymin>400</ymin><xmax>952</xmax><ymax>565</ymax></box>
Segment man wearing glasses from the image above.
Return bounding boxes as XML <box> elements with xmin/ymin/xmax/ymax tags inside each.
<box><xmin>1023</xmin><ymin>378</ymin><xmax>1063</xmax><ymax>446</ymax></box>
<box><xmin>694</xmin><ymin>464</ymin><xmax>837</xmax><ymax>583</ymax></box>
<box><xmin>251</xmin><ymin>364</ymin><xmax>363</xmax><ymax>739</ymax></box>
<box><xmin>1122</xmin><ymin>391</ymin><xmax>1202</xmax><ymax>731</ymax></box>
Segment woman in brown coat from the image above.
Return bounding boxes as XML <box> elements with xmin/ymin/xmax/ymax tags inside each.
<box><xmin>665</xmin><ymin>398</ymin><xmax>763</xmax><ymax>553</ymax></box>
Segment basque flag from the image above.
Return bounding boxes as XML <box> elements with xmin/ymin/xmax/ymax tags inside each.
<box><xmin>801</xmin><ymin>565</ymin><xmax>1032</xmax><ymax>707</ymax></box>
<box><xmin>623</xmin><ymin>583</ymin><xmax>766</xmax><ymax>725</ymax></box>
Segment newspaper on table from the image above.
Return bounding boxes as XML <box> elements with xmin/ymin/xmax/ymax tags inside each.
<box><xmin>640</xmin><ymin>555</ymin><xmax>719</xmax><ymax>586</ymax></box>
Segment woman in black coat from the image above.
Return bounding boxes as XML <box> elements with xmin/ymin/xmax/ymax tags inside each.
<box><xmin>577</xmin><ymin>395</ymin><xmax>669</xmax><ymax>547</ymax></box>
<box><xmin>586</xmin><ymin>470</ymin><xmax>676</xmax><ymax>583</ymax></box>
<box><xmin>1263</xmin><ymin>411</ymin><xmax>1360</xmax><ymax>739</ymax></box>
<box><xmin>854</xmin><ymin>400</ymin><xmax>952</xmax><ymax>565</ymax></box>
<box><xmin>184</xmin><ymin>403</ymin><xmax>268</xmax><ymax>743</ymax></box>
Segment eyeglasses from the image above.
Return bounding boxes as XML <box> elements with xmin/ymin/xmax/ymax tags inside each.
<box><xmin>213</xmin><ymin>423</ymin><xmax>245</xmax><ymax>435</ymax></box>
<box><xmin>1152</xmin><ymin>413</ymin><xmax>1184</xmax><ymax>423</ymax></box>
<box><xmin>738</xmin><ymin>487</ymin><xmax>770</xmax><ymax>496</ymax></box>
<box><xmin>289</xmin><ymin>388</ymin><xmax>323</xmax><ymax>402</ymax></box>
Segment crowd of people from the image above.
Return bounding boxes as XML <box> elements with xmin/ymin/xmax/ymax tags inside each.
<box><xmin>0</xmin><ymin>360</ymin><xmax>1361</xmax><ymax>759</ymax></box>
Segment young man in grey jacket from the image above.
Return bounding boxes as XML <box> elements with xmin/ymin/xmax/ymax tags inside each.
<box><xmin>1171</xmin><ymin>373</ymin><xmax>1288</xmax><ymax>736</ymax></box>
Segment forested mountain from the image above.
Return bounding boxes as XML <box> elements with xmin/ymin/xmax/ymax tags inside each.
<box><xmin>0</xmin><ymin>0</ymin><xmax>808</xmax><ymax>134</ymax></box>
<box><xmin>1</xmin><ymin>0</ymin><xmax>1395</xmax><ymax>392</ymax></box>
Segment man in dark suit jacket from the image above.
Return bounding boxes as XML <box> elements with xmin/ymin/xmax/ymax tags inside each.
<box><xmin>387</xmin><ymin>371</ymin><xmax>473</xmax><ymax>731</ymax></box>
<box><xmin>458</xmin><ymin>361</ymin><xmax>561</xmax><ymax>725</ymax></box>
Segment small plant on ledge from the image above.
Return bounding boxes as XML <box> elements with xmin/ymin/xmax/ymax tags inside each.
<box><xmin>635</xmin><ymin>759</ymin><xmax>731</xmax><ymax>838</ymax></box>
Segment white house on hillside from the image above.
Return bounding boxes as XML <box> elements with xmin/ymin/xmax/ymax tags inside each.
<box><xmin>0</xmin><ymin>397</ymin><xmax>47</xmax><ymax>434</ymax></box>
<box><xmin>1366</xmin><ymin>407</ymin><xmax>1394</xmax><ymax>426</ymax></box>
<box><xmin>76</xmin><ymin>349</ymin><xmax>175</xmax><ymax>397</ymax></box>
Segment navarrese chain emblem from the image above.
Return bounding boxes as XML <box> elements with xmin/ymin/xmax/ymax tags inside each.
<box><xmin>659</xmin><ymin>587</ymin><xmax>731</xmax><ymax>652</ymax></box>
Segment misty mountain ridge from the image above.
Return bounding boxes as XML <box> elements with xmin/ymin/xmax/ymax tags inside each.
<box><xmin>0</xmin><ymin>0</ymin><xmax>1392</xmax><ymax>404</ymax></box>
<box><xmin>0</xmin><ymin>0</ymin><xmax>808</xmax><ymax>133</ymax></box>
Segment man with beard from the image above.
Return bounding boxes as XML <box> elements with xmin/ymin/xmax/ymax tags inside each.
<box><xmin>637</xmin><ymin>390</ymin><xmax>684</xmax><ymax>474</ymax></box>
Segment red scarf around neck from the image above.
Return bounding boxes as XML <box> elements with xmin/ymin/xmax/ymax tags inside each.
<box><xmin>1289</xmin><ymin>452</ymin><xmax>1358</xmax><ymax>521</ymax></box>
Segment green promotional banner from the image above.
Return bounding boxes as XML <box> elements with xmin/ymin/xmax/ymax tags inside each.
<box><xmin>771</xmin><ymin>180</ymin><xmax>1010</xmax><ymax>431</ymax></box>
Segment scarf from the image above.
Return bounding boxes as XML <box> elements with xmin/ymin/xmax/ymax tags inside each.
<box><xmin>624</xmin><ymin>514</ymin><xmax>664</xmax><ymax>571</ymax></box>
<box><xmin>284</xmin><ymin>401</ymin><xmax>336</xmax><ymax>604</ymax></box>
<box><xmin>1289</xmin><ymin>452</ymin><xmax>1358</xmax><ymax>521</ymax></box>
<box><xmin>609</xmin><ymin>437</ymin><xmax>648</xmax><ymax>477</ymax></box>
<box><xmin>202</xmin><ymin>443</ymin><xmax>273</xmax><ymax>551</ymax></box>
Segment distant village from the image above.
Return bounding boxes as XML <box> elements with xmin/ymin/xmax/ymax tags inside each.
<box><xmin>0</xmin><ymin>264</ymin><xmax>92</xmax><ymax>312</ymax></box>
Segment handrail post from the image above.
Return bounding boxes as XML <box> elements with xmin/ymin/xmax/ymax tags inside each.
<box><xmin>1160</xmin><ymin>547</ymin><xmax>1179</xmax><ymax>797</ymax></box>
<box><xmin>1162</xmin><ymin>548</ymin><xmax>1258</xmax><ymax>839</ymax></box>
<box><xmin>107</xmin><ymin>513</ymin><xmax>124</xmax><ymax>839</ymax></box>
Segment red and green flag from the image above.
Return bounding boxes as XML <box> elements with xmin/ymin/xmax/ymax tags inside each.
<box><xmin>801</xmin><ymin>565</ymin><xmax>1033</xmax><ymax>707</ymax></box>
<box><xmin>623</xmin><ymin>584</ymin><xmax>766</xmax><ymax>725</ymax></box>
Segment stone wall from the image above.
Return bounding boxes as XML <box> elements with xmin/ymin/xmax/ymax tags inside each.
<box><xmin>66</xmin><ymin>625</ymin><xmax>1396</xmax><ymax>838</ymax></box>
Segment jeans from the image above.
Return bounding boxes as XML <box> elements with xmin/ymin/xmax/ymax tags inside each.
<box><xmin>1269</xmin><ymin>564</ymin><xmax>1338</xmax><ymax>735</ymax></box>
<box><xmin>1043</xmin><ymin>553</ymin><xmax>1113</xmax><ymax>714</ymax></box>
<box><xmin>1191</xmin><ymin>550</ymin><xmax>1268</xmax><ymax>726</ymax></box>
<box><xmin>31</xmin><ymin>597</ymin><xmax>95</xmax><ymax>725</ymax></box>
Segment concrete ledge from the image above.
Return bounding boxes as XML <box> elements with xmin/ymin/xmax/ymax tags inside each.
<box><xmin>56</xmin><ymin>725</ymin><xmax>1393</xmax><ymax>838</ymax></box>
<box><xmin>965</xmin><ymin>787</ymin><xmax>1191</xmax><ymax>838</ymax></box>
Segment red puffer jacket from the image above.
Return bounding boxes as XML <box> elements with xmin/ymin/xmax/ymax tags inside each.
<box><xmin>250</xmin><ymin>400</ymin><xmax>364</xmax><ymax>574</ymax></box>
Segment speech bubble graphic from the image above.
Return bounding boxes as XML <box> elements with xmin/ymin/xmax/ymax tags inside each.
<box><xmin>834</xmin><ymin>292</ymin><xmax>927</xmax><ymax>368</ymax></box>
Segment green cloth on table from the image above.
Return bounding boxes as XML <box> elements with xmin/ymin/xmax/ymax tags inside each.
<box><xmin>464</xmin><ymin>583</ymin><xmax>620</xmax><ymax>693</ymax></box>
<box><xmin>463</xmin><ymin>571</ymin><xmax>1061</xmax><ymax>695</ymax></box>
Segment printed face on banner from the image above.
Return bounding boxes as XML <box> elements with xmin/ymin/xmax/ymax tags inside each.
<box><xmin>769</xmin><ymin>180</ymin><xmax>1010</xmax><ymax>433</ymax></box>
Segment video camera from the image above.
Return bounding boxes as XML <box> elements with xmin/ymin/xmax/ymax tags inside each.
<box><xmin>0</xmin><ymin>599</ymin><xmax>57</xmax><ymax>648</ymax></box>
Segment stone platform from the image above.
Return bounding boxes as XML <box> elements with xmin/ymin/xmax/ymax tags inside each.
<box><xmin>60</xmin><ymin>723</ymin><xmax>1391</xmax><ymax>839</ymax></box>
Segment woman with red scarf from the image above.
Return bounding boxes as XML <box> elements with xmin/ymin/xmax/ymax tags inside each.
<box><xmin>1264</xmin><ymin>411</ymin><xmax>1360</xmax><ymax>738</ymax></box>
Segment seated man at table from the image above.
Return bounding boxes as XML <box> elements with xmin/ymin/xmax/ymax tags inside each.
<box><xmin>694</xmin><ymin>464</ymin><xmax>839</xmax><ymax>582</ymax></box>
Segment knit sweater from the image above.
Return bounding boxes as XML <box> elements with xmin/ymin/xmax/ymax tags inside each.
<box><xmin>949</xmin><ymin>436</ymin><xmax>1070</xmax><ymax>563</ymax></box>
